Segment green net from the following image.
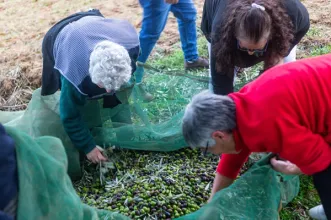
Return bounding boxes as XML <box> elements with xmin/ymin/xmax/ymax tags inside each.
<box><xmin>6</xmin><ymin>124</ymin><xmax>299</xmax><ymax>220</ymax></box>
<box><xmin>0</xmin><ymin>68</ymin><xmax>299</xmax><ymax>219</ymax></box>
<box><xmin>1</xmin><ymin>69</ymin><xmax>211</xmax><ymax>179</ymax></box>
<box><xmin>175</xmin><ymin>154</ymin><xmax>300</xmax><ymax>220</ymax></box>
<box><xmin>5</xmin><ymin>125</ymin><xmax>130</xmax><ymax>220</ymax></box>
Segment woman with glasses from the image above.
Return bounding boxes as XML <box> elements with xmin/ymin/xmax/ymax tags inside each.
<box><xmin>201</xmin><ymin>0</ymin><xmax>310</xmax><ymax>95</ymax></box>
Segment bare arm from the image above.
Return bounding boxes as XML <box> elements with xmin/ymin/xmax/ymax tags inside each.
<box><xmin>208</xmin><ymin>147</ymin><xmax>251</xmax><ymax>202</ymax></box>
<box><xmin>208</xmin><ymin>173</ymin><xmax>235</xmax><ymax>202</ymax></box>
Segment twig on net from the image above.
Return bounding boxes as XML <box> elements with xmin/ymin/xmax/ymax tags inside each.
<box><xmin>0</xmin><ymin>104</ymin><xmax>27</xmax><ymax>110</ymax></box>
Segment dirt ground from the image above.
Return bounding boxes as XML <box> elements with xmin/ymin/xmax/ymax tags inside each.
<box><xmin>0</xmin><ymin>0</ymin><xmax>330</xmax><ymax>109</ymax></box>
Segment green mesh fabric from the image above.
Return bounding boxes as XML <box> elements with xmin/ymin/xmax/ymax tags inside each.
<box><xmin>1</xmin><ymin>71</ymin><xmax>209</xmax><ymax>178</ymax></box>
<box><xmin>0</xmin><ymin>70</ymin><xmax>299</xmax><ymax>219</ymax></box>
<box><xmin>175</xmin><ymin>154</ymin><xmax>300</xmax><ymax>220</ymax></box>
<box><xmin>4</xmin><ymin>125</ymin><xmax>130</xmax><ymax>220</ymax></box>
<box><xmin>5</xmin><ymin>124</ymin><xmax>299</xmax><ymax>220</ymax></box>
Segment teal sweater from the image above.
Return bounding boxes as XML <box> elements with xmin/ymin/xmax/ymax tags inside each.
<box><xmin>59</xmin><ymin>76</ymin><xmax>96</xmax><ymax>154</ymax></box>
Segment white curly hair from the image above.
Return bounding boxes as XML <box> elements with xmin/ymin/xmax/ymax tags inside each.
<box><xmin>89</xmin><ymin>40</ymin><xmax>132</xmax><ymax>91</ymax></box>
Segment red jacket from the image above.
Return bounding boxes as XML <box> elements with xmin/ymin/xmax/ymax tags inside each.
<box><xmin>217</xmin><ymin>54</ymin><xmax>331</xmax><ymax>179</ymax></box>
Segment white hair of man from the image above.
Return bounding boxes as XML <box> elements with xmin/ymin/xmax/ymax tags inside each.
<box><xmin>182</xmin><ymin>90</ymin><xmax>237</xmax><ymax>148</ymax></box>
<box><xmin>89</xmin><ymin>40</ymin><xmax>132</xmax><ymax>91</ymax></box>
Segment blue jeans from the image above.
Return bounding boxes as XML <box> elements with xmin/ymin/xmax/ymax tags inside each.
<box><xmin>138</xmin><ymin>0</ymin><xmax>199</xmax><ymax>63</ymax></box>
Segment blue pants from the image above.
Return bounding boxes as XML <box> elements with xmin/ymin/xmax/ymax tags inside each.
<box><xmin>138</xmin><ymin>0</ymin><xmax>198</xmax><ymax>63</ymax></box>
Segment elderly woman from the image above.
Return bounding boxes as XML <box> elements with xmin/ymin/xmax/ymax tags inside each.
<box><xmin>41</xmin><ymin>9</ymin><xmax>139</xmax><ymax>164</ymax></box>
<box><xmin>182</xmin><ymin>54</ymin><xmax>331</xmax><ymax>219</ymax></box>
<box><xmin>201</xmin><ymin>0</ymin><xmax>309</xmax><ymax>94</ymax></box>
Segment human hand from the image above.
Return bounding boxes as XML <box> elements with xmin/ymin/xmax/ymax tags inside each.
<box><xmin>86</xmin><ymin>146</ymin><xmax>108</xmax><ymax>163</ymax></box>
<box><xmin>165</xmin><ymin>0</ymin><xmax>179</xmax><ymax>4</ymax></box>
<box><xmin>270</xmin><ymin>157</ymin><xmax>302</xmax><ymax>175</ymax></box>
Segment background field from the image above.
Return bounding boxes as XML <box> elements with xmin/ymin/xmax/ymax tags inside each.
<box><xmin>1</xmin><ymin>0</ymin><xmax>331</xmax><ymax>219</ymax></box>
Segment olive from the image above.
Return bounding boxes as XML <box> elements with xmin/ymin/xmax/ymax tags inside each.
<box><xmin>74</xmin><ymin>148</ymin><xmax>252</xmax><ymax>218</ymax></box>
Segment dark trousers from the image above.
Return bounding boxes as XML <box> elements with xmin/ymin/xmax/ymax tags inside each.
<box><xmin>0</xmin><ymin>124</ymin><xmax>18</xmax><ymax>220</ymax></box>
<box><xmin>313</xmin><ymin>164</ymin><xmax>331</xmax><ymax>219</ymax></box>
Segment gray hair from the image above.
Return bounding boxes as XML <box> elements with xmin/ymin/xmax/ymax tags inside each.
<box><xmin>89</xmin><ymin>40</ymin><xmax>132</xmax><ymax>91</ymax></box>
<box><xmin>182</xmin><ymin>90</ymin><xmax>237</xmax><ymax>148</ymax></box>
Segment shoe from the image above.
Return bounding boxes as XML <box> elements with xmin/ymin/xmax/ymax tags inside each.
<box><xmin>309</xmin><ymin>205</ymin><xmax>327</xmax><ymax>220</ymax></box>
<box><xmin>137</xmin><ymin>83</ymin><xmax>154</xmax><ymax>102</ymax></box>
<box><xmin>184</xmin><ymin>57</ymin><xmax>209</xmax><ymax>70</ymax></box>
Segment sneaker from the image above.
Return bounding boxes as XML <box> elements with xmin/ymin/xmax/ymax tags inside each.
<box><xmin>184</xmin><ymin>57</ymin><xmax>209</xmax><ymax>70</ymax></box>
<box><xmin>309</xmin><ymin>205</ymin><xmax>327</xmax><ymax>220</ymax></box>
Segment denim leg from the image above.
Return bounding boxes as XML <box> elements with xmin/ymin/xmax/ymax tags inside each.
<box><xmin>170</xmin><ymin>0</ymin><xmax>198</xmax><ymax>62</ymax></box>
<box><xmin>138</xmin><ymin>0</ymin><xmax>171</xmax><ymax>63</ymax></box>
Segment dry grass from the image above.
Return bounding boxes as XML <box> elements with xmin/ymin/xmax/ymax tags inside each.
<box><xmin>0</xmin><ymin>0</ymin><xmax>206</xmax><ymax>110</ymax></box>
<box><xmin>0</xmin><ymin>0</ymin><xmax>330</xmax><ymax>110</ymax></box>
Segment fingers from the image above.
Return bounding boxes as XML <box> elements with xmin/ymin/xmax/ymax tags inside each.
<box><xmin>270</xmin><ymin>157</ymin><xmax>277</xmax><ymax>166</ymax></box>
<box><xmin>97</xmin><ymin>151</ymin><xmax>108</xmax><ymax>162</ymax></box>
<box><xmin>87</xmin><ymin>155</ymin><xmax>97</xmax><ymax>164</ymax></box>
<box><xmin>87</xmin><ymin>147</ymin><xmax>108</xmax><ymax>164</ymax></box>
<box><xmin>271</xmin><ymin>157</ymin><xmax>295</xmax><ymax>174</ymax></box>
<box><xmin>271</xmin><ymin>157</ymin><xmax>289</xmax><ymax>166</ymax></box>
<box><xmin>270</xmin><ymin>157</ymin><xmax>287</xmax><ymax>172</ymax></box>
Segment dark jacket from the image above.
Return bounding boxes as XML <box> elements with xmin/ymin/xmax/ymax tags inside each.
<box><xmin>0</xmin><ymin>124</ymin><xmax>18</xmax><ymax>220</ymax></box>
<box><xmin>201</xmin><ymin>0</ymin><xmax>310</xmax><ymax>95</ymax></box>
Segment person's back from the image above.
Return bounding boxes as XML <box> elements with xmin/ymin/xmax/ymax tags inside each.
<box><xmin>234</xmin><ymin>53</ymin><xmax>331</xmax><ymax>132</ymax></box>
<box><xmin>230</xmin><ymin>54</ymin><xmax>331</xmax><ymax>173</ymax></box>
<box><xmin>53</xmin><ymin>16</ymin><xmax>139</xmax><ymax>96</ymax></box>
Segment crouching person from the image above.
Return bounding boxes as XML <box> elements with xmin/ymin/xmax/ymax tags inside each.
<box><xmin>0</xmin><ymin>124</ymin><xmax>18</xmax><ymax>220</ymax></box>
<box><xmin>41</xmin><ymin>9</ymin><xmax>139</xmax><ymax>165</ymax></box>
<box><xmin>182</xmin><ymin>54</ymin><xmax>331</xmax><ymax>219</ymax></box>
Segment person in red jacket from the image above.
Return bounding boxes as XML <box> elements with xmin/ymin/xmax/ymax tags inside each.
<box><xmin>182</xmin><ymin>54</ymin><xmax>331</xmax><ymax>219</ymax></box>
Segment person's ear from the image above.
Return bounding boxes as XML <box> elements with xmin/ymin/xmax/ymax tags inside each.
<box><xmin>212</xmin><ymin>131</ymin><xmax>230</xmax><ymax>142</ymax></box>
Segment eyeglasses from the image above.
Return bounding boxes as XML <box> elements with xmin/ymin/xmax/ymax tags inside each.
<box><xmin>237</xmin><ymin>40</ymin><xmax>269</xmax><ymax>54</ymax></box>
<box><xmin>203</xmin><ymin>141</ymin><xmax>209</xmax><ymax>156</ymax></box>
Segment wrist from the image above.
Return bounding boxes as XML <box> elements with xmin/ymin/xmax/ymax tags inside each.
<box><xmin>84</xmin><ymin>142</ymin><xmax>96</xmax><ymax>155</ymax></box>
